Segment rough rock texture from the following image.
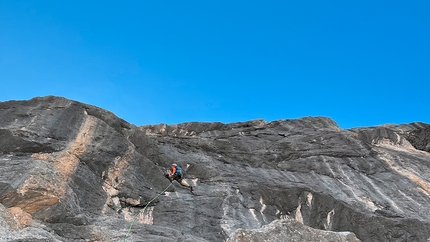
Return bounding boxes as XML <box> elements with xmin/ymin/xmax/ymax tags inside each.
<box><xmin>228</xmin><ymin>218</ymin><xmax>359</xmax><ymax>242</ymax></box>
<box><xmin>0</xmin><ymin>96</ymin><xmax>429</xmax><ymax>242</ymax></box>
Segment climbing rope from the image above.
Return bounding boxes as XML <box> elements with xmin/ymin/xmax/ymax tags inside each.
<box><xmin>124</xmin><ymin>182</ymin><xmax>173</xmax><ymax>242</ymax></box>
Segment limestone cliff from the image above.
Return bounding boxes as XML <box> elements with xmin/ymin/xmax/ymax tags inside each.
<box><xmin>0</xmin><ymin>96</ymin><xmax>429</xmax><ymax>242</ymax></box>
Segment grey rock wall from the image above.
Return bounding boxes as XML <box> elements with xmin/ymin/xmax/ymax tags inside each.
<box><xmin>0</xmin><ymin>96</ymin><xmax>429</xmax><ymax>241</ymax></box>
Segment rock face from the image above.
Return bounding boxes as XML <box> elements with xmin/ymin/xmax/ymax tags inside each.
<box><xmin>0</xmin><ymin>96</ymin><xmax>429</xmax><ymax>242</ymax></box>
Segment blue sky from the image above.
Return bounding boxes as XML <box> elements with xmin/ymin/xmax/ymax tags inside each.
<box><xmin>1</xmin><ymin>1</ymin><xmax>429</xmax><ymax>129</ymax></box>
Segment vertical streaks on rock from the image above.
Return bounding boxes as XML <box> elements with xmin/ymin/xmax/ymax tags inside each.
<box><xmin>139</xmin><ymin>206</ymin><xmax>154</xmax><ymax>225</ymax></box>
<box><xmin>102</xmin><ymin>145</ymin><xmax>135</xmax><ymax>214</ymax></box>
<box><xmin>31</xmin><ymin>114</ymin><xmax>96</xmax><ymax>179</ymax></box>
<box><xmin>17</xmin><ymin>115</ymin><xmax>97</xmax><ymax>214</ymax></box>
<box><xmin>54</xmin><ymin>115</ymin><xmax>96</xmax><ymax>177</ymax></box>
<box><xmin>379</xmin><ymin>153</ymin><xmax>430</xmax><ymax>196</ymax></box>
<box><xmin>1</xmin><ymin>97</ymin><xmax>430</xmax><ymax>241</ymax></box>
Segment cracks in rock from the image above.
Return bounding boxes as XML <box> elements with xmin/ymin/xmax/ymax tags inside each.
<box><xmin>101</xmin><ymin>144</ymin><xmax>140</xmax><ymax>216</ymax></box>
<box><xmin>6</xmin><ymin>115</ymin><xmax>98</xmax><ymax>216</ymax></box>
<box><xmin>378</xmin><ymin>152</ymin><xmax>430</xmax><ymax>196</ymax></box>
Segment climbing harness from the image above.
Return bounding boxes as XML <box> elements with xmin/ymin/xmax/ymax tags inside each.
<box><xmin>123</xmin><ymin>182</ymin><xmax>173</xmax><ymax>242</ymax></box>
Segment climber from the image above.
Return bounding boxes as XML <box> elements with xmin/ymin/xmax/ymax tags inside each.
<box><xmin>165</xmin><ymin>163</ymin><xmax>193</xmax><ymax>192</ymax></box>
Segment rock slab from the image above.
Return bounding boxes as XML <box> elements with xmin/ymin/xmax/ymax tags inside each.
<box><xmin>0</xmin><ymin>96</ymin><xmax>430</xmax><ymax>242</ymax></box>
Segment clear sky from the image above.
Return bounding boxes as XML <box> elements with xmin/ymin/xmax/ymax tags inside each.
<box><xmin>1</xmin><ymin>1</ymin><xmax>429</xmax><ymax>129</ymax></box>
